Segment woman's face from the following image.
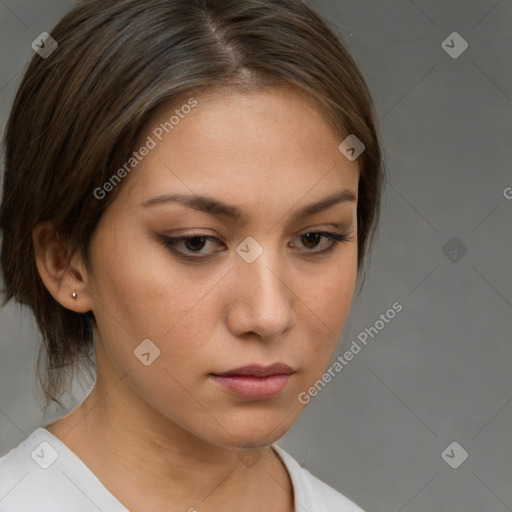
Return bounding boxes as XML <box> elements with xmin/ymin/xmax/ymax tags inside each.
<box><xmin>83</xmin><ymin>86</ymin><xmax>360</xmax><ymax>448</ymax></box>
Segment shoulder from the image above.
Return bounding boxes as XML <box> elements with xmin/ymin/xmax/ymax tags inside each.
<box><xmin>0</xmin><ymin>428</ymin><xmax>128</xmax><ymax>512</ymax></box>
<box><xmin>272</xmin><ymin>444</ymin><xmax>365</xmax><ymax>512</ymax></box>
<box><xmin>0</xmin><ymin>428</ymin><xmax>59</xmax><ymax>511</ymax></box>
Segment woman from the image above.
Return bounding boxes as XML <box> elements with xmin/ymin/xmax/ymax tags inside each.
<box><xmin>0</xmin><ymin>0</ymin><xmax>384</xmax><ymax>510</ymax></box>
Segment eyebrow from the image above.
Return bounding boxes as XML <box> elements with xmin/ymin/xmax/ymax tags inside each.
<box><xmin>140</xmin><ymin>188</ymin><xmax>357</xmax><ymax>224</ymax></box>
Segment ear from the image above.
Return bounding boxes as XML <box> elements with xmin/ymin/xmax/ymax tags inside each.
<box><xmin>32</xmin><ymin>221</ymin><xmax>95</xmax><ymax>313</ymax></box>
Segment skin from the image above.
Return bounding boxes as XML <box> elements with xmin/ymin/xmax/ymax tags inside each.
<box><xmin>33</xmin><ymin>85</ymin><xmax>360</xmax><ymax>512</ymax></box>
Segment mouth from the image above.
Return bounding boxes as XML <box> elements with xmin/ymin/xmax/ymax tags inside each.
<box><xmin>209</xmin><ymin>363</ymin><xmax>295</xmax><ymax>400</ymax></box>
<box><xmin>212</xmin><ymin>363</ymin><xmax>294</xmax><ymax>378</ymax></box>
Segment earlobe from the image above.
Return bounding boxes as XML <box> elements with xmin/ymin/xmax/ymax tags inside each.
<box><xmin>32</xmin><ymin>221</ymin><xmax>95</xmax><ymax>313</ymax></box>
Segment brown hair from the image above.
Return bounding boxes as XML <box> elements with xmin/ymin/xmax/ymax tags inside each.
<box><xmin>0</xmin><ymin>0</ymin><xmax>385</xmax><ymax>408</ymax></box>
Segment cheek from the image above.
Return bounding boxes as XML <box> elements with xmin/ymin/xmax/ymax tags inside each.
<box><xmin>90</xmin><ymin>229</ymin><xmax>204</xmax><ymax>337</ymax></box>
<box><xmin>294</xmin><ymin>256</ymin><xmax>357</xmax><ymax>372</ymax></box>
<box><xmin>88</xmin><ymin>238</ymin><xmax>218</xmax><ymax>420</ymax></box>
<box><xmin>89</xmin><ymin>232</ymin><xmax>225</xmax><ymax>381</ymax></box>
<box><xmin>298</xmin><ymin>256</ymin><xmax>357</xmax><ymax>332</ymax></box>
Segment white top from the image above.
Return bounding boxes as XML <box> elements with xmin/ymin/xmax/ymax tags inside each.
<box><xmin>0</xmin><ymin>427</ymin><xmax>364</xmax><ymax>511</ymax></box>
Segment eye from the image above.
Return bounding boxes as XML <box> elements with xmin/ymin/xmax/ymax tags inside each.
<box><xmin>159</xmin><ymin>230</ymin><xmax>350</xmax><ymax>262</ymax></box>
<box><xmin>160</xmin><ymin>234</ymin><xmax>222</xmax><ymax>260</ymax></box>
<box><xmin>293</xmin><ymin>231</ymin><xmax>349</xmax><ymax>255</ymax></box>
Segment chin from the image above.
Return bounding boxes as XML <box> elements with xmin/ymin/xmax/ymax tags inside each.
<box><xmin>195</xmin><ymin>406</ymin><xmax>303</xmax><ymax>450</ymax></box>
<box><xmin>208</xmin><ymin>431</ymin><xmax>287</xmax><ymax>451</ymax></box>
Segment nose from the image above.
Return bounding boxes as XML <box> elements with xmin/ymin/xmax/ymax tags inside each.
<box><xmin>226</xmin><ymin>246</ymin><xmax>295</xmax><ymax>340</ymax></box>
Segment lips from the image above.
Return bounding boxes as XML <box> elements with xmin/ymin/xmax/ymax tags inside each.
<box><xmin>212</xmin><ymin>363</ymin><xmax>294</xmax><ymax>378</ymax></box>
<box><xmin>210</xmin><ymin>363</ymin><xmax>294</xmax><ymax>400</ymax></box>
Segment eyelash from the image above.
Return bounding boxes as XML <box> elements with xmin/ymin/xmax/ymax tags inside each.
<box><xmin>160</xmin><ymin>231</ymin><xmax>349</xmax><ymax>261</ymax></box>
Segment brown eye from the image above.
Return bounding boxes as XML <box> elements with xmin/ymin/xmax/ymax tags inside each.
<box><xmin>160</xmin><ymin>234</ymin><xmax>223</xmax><ymax>260</ymax></box>
<box><xmin>301</xmin><ymin>232</ymin><xmax>322</xmax><ymax>249</ymax></box>
<box><xmin>183</xmin><ymin>236</ymin><xmax>208</xmax><ymax>252</ymax></box>
<box><xmin>294</xmin><ymin>231</ymin><xmax>349</xmax><ymax>256</ymax></box>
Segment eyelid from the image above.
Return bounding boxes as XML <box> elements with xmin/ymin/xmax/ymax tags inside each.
<box><xmin>158</xmin><ymin>228</ymin><xmax>352</xmax><ymax>261</ymax></box>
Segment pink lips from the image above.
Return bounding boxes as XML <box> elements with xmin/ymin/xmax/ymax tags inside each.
<box><xmin>210</xmin><ymin>363</ymin><xmax>294</xmax><ymax>400</ymax></box>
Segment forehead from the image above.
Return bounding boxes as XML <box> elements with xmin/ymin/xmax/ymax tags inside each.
<box><xmin>120</xmin><ymin>86</ymin><xmax>360</xmax><ymax>210</ymax></box>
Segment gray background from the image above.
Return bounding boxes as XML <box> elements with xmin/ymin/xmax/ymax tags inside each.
<box><xmin>1</xmin><ymin>1</ymin><xmax>511</xmax><ymax>511</ymax></box>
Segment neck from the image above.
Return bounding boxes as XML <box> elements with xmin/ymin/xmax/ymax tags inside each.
<box><xmin>45</xmin><ymin>364</ymin><xmax>294</xmax><ymax>511</ymax></box>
